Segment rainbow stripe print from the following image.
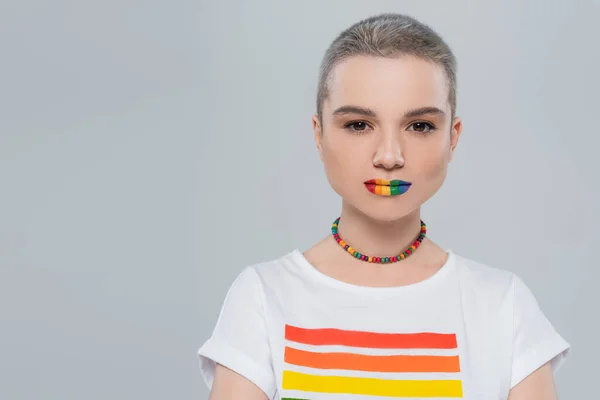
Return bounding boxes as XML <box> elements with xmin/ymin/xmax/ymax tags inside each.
<box><xmin>281</xmin><ymin>324</ymin><xmax>463</xmax><ymax>399</ymax></box>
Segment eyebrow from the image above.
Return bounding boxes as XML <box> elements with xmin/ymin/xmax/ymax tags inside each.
<box><xmin>332</xmin><ymin>105</ymin><xmax>377</xmax><ymax>117</ymax></box>
<box><xmin>404</xmin><ymin>106</ymin><xmax>446</xmax><ymax>119</ymax></box>
<box><xmin>332</xmin><ymin>105</ymin><xmax>446</xmax><ymax>119</ymax></box>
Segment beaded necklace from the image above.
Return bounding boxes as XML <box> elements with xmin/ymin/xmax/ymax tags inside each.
<box><xmin>331</xmin><ymin>217</ymin><xmax>426</xmax><ymax>263</ymax></box>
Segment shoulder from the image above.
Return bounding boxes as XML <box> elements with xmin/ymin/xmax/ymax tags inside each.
<box><xmin>451</xmin><ymin>251</ymin><xmax>519</xmax><ymax>301</ymax></box>
<box><xmin>450</xmin><ymin>251</ymin><xmax>559</xmax><ymax>321</ymax></box>
<box><xmin>234</xmin><ymin>248</ymin><xmax>303</xmax><ymax>291</ymax></box>
<box><xmin>453</xmin><ymin>251</ymin><xmax>515</xmax><ymax>283</ymax></box>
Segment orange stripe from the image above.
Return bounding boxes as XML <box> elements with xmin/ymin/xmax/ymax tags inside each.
<box><xmin>285</xmin><ymin>347</ymin><xmax>460</xmax><ymax>373</ymax></box>
<box><xmin>285</xmin><ymin>325</ymin><xmax>457</xmax><ymax>349</ymax></box>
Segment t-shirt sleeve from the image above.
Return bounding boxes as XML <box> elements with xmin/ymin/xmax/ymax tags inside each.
<box><xmin>510</xmin><ymin>274</ymin><xmax>570</xmax><ymax>389</ymax></box>
<box><xmin>197</xmin><ymin>267</ymin><xmax>276</xmax><ymax>399</ymax></box>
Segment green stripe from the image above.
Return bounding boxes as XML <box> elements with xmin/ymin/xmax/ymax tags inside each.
<box><xmin>281</xmin><ymin>398</ymin><xmax>309</xmax><ymax>400</ymax></box>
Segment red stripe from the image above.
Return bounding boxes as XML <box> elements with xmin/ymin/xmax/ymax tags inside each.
<box><xmin>285</xmin><ymin>325</ymin><xmax>457</xmax><ymax>349</ymax></box>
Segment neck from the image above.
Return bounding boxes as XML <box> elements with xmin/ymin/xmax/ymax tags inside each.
<box><xmin>336</xmin><ymin>202</ymin><xmax>423</xmax><ymax>257</ymax></box>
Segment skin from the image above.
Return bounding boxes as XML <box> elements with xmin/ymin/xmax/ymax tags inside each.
<box><xmin>508</xmin><ymin>362</ymin><xmax>558</xmax><ymax>400</ymax></box>
<box><xmin>307</xmin><ymin>55</ymin><xmax>459</xmax><ymax>288</ymax></box>
<box><xmin>208</xmin><ymin>55</ymin><xmax>558</xmax><ymax>399</ymax></box>
<box><xmin>209</xmin><ymin>365</ymin><xmax>268</xmax><ymax>400</ymax></box>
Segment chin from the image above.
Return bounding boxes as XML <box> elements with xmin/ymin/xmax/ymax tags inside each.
<box><xmin>366</xmin><ymin>209</ymin><xmax>415</xmax><ymax>223</ymax></box>
<box><xmin>355</xmin><ymin>199</ymin><xmax>418</xmax><ymax>223</ymax></box>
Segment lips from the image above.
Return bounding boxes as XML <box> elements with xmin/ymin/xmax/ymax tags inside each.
<box><xmin>364</xmin><ymin>179</ymin><xmax>411</xmax><ymax>196</ymax></box>
<box><xmin>364</xmin><ymin>179</ymin><xmax>411</xmax><ymax>187</ymax></box>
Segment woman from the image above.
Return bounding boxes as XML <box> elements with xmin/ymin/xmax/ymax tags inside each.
<box><xmin>197</xmin><ymin>13</ymin><xmax>570</xmax><ymax>400</ymax></box>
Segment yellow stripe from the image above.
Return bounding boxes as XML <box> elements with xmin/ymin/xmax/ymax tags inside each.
<box><xmin>282</xmin><ymin>371</ymin><xmax>463</xmax><ymax>397</ymax></box>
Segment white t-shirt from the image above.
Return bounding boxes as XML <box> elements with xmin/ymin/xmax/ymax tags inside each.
<box><xmin>197</xmin><ymin>249</ymin><xmax>570</xmax><ymax>399</ymax></box>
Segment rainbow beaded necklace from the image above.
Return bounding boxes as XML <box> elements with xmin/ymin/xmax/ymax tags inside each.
<box><xmin>331</xmin><ymin>217</ymin><xmax>426</xmax><ymax>263</ymax></box>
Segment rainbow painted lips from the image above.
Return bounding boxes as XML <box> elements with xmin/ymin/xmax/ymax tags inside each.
<box><xmin>364</xmin><ymin>179</ymin><xmax>411</xmax><ymax>196</ymax></box>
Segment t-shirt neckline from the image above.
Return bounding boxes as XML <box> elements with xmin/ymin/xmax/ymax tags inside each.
<box><xmin>289</xmin><ymin>248</ymin><xmax>457</xmax><ymax>294</ymax></box>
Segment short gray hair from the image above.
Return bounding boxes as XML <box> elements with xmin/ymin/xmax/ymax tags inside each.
<box><xmin>316</xmin><ymin>13</ymin><xmax>457</xmax><ymax>122</ymax></box>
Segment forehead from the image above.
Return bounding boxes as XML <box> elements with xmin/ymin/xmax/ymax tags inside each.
<box><xmin>325</xmin><ymin>55</ymin><xmax>449</xmax><ymax>114</ymax></box>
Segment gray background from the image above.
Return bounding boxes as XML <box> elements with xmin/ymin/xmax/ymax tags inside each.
<box><xmin>1</xmin><ymin>0</ymin><xmax>597</xmax><ymax>399</ymax></box>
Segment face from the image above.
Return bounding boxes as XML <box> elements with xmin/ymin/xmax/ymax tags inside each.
<box><xmin>313</xmin><ymin>55</ymin><xmax>462</xmax><ymax>222</ymax></box>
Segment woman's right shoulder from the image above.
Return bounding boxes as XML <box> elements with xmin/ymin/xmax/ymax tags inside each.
<box><xmin>197</xmin><ymin>249</ymin><xmax>301</xmax><ymax>399</ymax></box>
<box><xmin>233</xmin><ymin>248</ymin><xmax>304</xmax><ymax>287</ymax></box>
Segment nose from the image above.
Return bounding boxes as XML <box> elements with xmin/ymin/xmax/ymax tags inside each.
<box><xmin>372</xmin><ymin>128</ymin><xmax>405</xmax><ymax>170</ymax></box>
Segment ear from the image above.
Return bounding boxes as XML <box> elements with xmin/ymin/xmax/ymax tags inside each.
<box><xmin>312</xmin><ymin>114</ymin><xmax>324</xmax><ymax>161</ymax></box>
<box><xmin>448</xmin><ymin>116</ymin><xmax>462</xmax><ymax>163</ymax></box>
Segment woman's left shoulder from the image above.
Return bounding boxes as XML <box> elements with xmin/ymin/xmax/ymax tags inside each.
<box><xmin>451</xmin><ymin>251</ymin><xmax>519</xmax><ymax>296</ymax></box>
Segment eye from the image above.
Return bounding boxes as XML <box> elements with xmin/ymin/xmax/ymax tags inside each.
<box><xmin>344</xmin><ymin>121</ymin><xmax>371</xmax><ymax>134</ymax></box>
<box><xmin>408</xmin><ymin>121</ymin><xmax>435</xmax><ymax>134</ymax></box>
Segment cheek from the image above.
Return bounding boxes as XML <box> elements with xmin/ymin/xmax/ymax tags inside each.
<box><xmin>322</xmin><ymin>143</ymin><xmax>350</xmax><ymax>178</ymax></box>
<box><xmin>412</xmin><ymin>142</ymin><xmax>450</xmax><ymax>180</ymax></box>
<box><xmin>321</xmin><ymin>136</ymin><xmax>364</xmax><ymax>187</ymax></box>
